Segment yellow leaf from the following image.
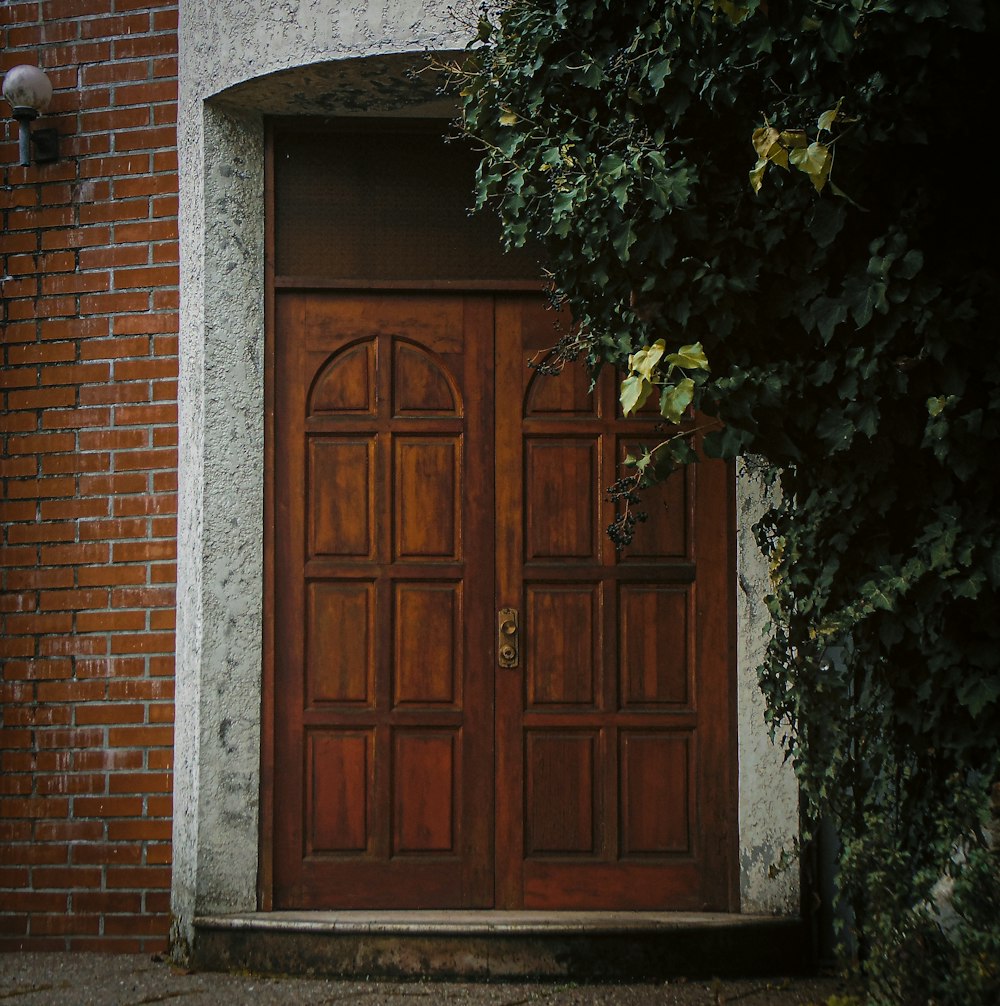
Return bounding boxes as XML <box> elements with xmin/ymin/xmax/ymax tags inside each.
<box><xmin>660</xmin><ymin>377</ymin><xmax>695</xmax><ymax>424</ymax></box>
<box><xmin>817</xmin><ymin>100</ymin><xmax>842</xmax><ymax>133</ymax></box>
<box><xmin>752</xmin><ymin>126</ymin><xmax>781</xmax><ymax>159</ymax></box>
<box><xmin>620</xmin><ymin>374</ymin><xmax>653</xmax><ymax>416</ymax></box>
<box><xmin>499</xmin><ymin>109</ymin><xmax>518</xmax><ymax>126</ymax></box>
<box><xmin>666</xmin><ymin>342</ymin><xmax>709</xmax><ymax>371</ymax></box>
<box><xmin>752</xmin><ymin>126</ymin><xmax>789</xmax><ymax>170</ymax></box>
<box><xmin>779</xmin><ymin>129</ymin><xmax>808</xmax><ymax>149</ymax></box>
<box><xmin>749</xmin><ymin>157</ymin><xmax>768</xmax><ymax>194</ymax></box>
<box><xmin>789</xmin><ymin>141</ymin><xmax>832</xmax><ymax>192</ymax></box>
<box><xmin>629</xmin><ymin>339</ymin><xmax>666</xmax><ymax>381</ymax></box>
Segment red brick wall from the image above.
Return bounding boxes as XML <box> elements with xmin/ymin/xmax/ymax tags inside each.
<box><xmin>1</xmin><ymin>0</ymin><xmax>179</xmax><ymax>951</ymax></box>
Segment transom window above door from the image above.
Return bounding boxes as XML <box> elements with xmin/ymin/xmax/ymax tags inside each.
<box><xmin>272</xmin><ymin>120</ymin><xmax>541</xmax><ymax>284</ymax></box>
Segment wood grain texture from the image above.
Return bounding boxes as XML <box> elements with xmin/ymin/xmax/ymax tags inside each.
<box><xmin>494</xmin><ymin>296</ymin><xmax>736</xmax><ymax>911</ymax></box>
<box><xmin>272</xmin><ymin>293</ymin><xmax>494</xmax><ymax>909</ymax></box>
<box><xmin>269</xmin><ymin>292</ymin><xmax>736</xmax><ymax>912</ymax></box>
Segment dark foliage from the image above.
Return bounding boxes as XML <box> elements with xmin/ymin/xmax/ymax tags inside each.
<box><xmin>453</xmin><ymin>1</ymin><xmax>1000</xmax><ymax>999</ymax></box>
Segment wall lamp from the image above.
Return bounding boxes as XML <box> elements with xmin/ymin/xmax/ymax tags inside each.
<box><xmin>2</xmin><ymin>64</ymin><xmax>58</xmax><ymax>167</ymax></box>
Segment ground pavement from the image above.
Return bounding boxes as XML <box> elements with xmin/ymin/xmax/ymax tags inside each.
<box><xmin>0</xmin><ymin>953</ymin><xmax>852</xmax><ymax>1006</ymax></box>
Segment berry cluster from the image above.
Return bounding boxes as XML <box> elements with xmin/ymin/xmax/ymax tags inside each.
<box><xmin>606</xmin><ymin>474</ymin><xmax>649</xmax><ymax>550</ymax></box>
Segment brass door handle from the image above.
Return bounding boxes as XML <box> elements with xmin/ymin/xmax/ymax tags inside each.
<box><xmin>498</xmin><ymin>607</ymin><xmax>519</xmax><ymax>667</ymax></box>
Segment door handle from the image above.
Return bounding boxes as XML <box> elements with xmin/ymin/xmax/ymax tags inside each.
<box><xmin>498</xmin><ymin>607</ymin><xmax>519</xmax><ymax>667</ymax></box>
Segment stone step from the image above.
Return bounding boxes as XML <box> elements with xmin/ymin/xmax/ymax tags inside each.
<box><xmin>191</xmin><ymin>911</ymin><xmax>808</xmax><ymax>980</ymax></box>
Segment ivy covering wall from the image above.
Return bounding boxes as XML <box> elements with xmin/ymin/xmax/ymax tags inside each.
<box><xmin>452</xmin><ymin>1</ymin><xmax>999</xmax><ymax>1000</ymax></box>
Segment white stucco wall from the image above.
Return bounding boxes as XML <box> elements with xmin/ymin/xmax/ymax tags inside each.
<box><xmin>735</xmin><ymin>460</ymin><xmax>799</xmax><ymax>912</ymax></box>
<box><xmin>173</xmin><ymin>1</ymin><xmax>798</xmax><ymax>951</ymax></box>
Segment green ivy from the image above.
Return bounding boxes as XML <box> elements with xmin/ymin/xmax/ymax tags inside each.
<box><xmin>453</xmin><ymin>0</ymin><xmax>999</xmax><ymax>999</ymax></box>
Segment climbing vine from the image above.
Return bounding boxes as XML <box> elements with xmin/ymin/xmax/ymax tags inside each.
<box><xmin>449</xmin><ymin>1</ymin><xmax>1000</xmax><ymax>1000</ymax></box>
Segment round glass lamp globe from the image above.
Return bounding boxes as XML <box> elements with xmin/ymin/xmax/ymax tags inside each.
<box><xmin>2</xmin><ymin>64</ymin><xmax>53</xmax><ymax>114</ymax></box>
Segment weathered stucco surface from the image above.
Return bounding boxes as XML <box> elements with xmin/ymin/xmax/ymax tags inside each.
<box><xmin>736</xmin><ymin>459</ymin><xmax>799</xmax><ymax>913</ymax></box>
<box><xmin>174</xmin><ymin>1</ymin><xmax>798</xmax><ymax>949</ymax></box>
<box><xmin>172</xmin><ymin>97</ymin><xmax>267</xmax><ymax>952</ymax></box>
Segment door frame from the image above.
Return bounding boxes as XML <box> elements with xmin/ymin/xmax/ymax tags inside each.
<box><xmin>171</xmin><ymin>86</ymin><xmax>801</xmax><ymax>946</ymax></box>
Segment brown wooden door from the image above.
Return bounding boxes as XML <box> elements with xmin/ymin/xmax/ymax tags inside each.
<box><xmin>271</xmin><ymin>291</ymin><xmax>735</xmax><ymax>910</ymax></box>
<box><xmin>494</xmin><ymin>297</ymin><xmax>736</xmax><ymax>910</ymax></box>
<box><xmin>272</xmin><ymin>293</ymin><xmax>495</xmax><ymax>908</ymax></box>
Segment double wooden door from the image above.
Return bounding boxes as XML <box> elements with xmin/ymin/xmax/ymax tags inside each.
<box><xmin>271</xmin><ymin>291</ymin><xmax>736</xmax><ymax>911</ymax></box>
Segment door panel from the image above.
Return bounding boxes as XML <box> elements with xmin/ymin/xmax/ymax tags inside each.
<box><xmin>272</xmin><ymin>292</ymin><xmax>735</xmax><ymax>911</ymax></box>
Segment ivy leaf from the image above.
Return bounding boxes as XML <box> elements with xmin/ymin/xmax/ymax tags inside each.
<box><xmin>949</xmin><ymin>0</ymin><xmax>985</xmax><ymax>31</ymax></box>
<box><xmin>898</xmin><ymin>249</ymin><xmax>924</xmax><ymax>279</ymax></box>
<box><xmin>779</xmin><ymin>129</ymin><xmax>809</xmax><ymax>149</ymax></box>
<box><xmin>629</xmin><ymin>339</ymin><xmax>666</xmax><ymax>380</ymax></box>
<box><xmin>499</xmin><ymin>108</ymin><xmax>518</xmax><ymax>126</ymax></box>
<box><xmin>807</xmin><ymin>199</ymin><xmax>845</xmax><ymax>248</ymax></box>
<box><xmin>930</xmin><ymin>532</ymin><xmax>954</xmax><ymax>571</ymax></box>
<box><xmin>660</xmin><ymin>377</ymin><xmax>695</xmax><ymax>423</ymax></box>
<box><xmin>789</xmin><ymin>142</ymin><xmax>832</xmax><ymax>192</ymax></box>
<box><xmin>817</xmin><ymin>101</ymin><xmax>842</xmax><ymax>133</ymax></box>
<box><xmin>957</xmin><ymin>676</ymin><xmax>1000</xmax><ymax>717</ymax></box>
<box><xmin>620</xmin><ymin>374</ymin><xmax>653</xmax><ymax>416</ymax></box>
<box><xmin>816</xmin><ymin>409</ymin><xmax>853</xmax><ymax>447</ymax></box>
<box><xmin>752</xmin><ymin>126</ymin><xmax>781</xmax><ymax>158</ymax></box>
<box><xmin>822</xmin><ymin>14</ymin><xmax>855</xmax><ymax>56</ymax></box>
<box><xmin>600</xmin><ymin>153</ymin><xmax>625</xmax><ymax>178</ymax></box>
<box><xmin>814</xmin><ymin>298</ymin><xmax>848</xmax><ymax>343</ymax></box>
<box><xmin>829</xmin><ymin>180</ymin><xmax>868</xmax><ymax>211</ymax></box>
<box><xmin>582</xmin><ymin>61</ymin><xmax>603</xmax><ymax>89</ymax></box>
<box><xmin>749</xmin><ymin>157</ymin><xmax>768</xmax><ymax>194</ymax></box>
<box><xmin>752</xmin><ymin>126</ymin><xmax>789</xmax><ymax>169</ymax></box>
<box><xmin>813</xmin><ymin>358</ymin><xmax>836</xmax><ymax>385</ymax></box>
<box><xmin>665</xmin><ymin>342</ymin><xmax>709</xmax><ymax>371</ymax></box>
<box><xmin>647</xmin><ymin>56</ymin><xmax>672</xmax><ymax>93</ymax></box>
<box><xmin>613</xmin><ymin>220</ymin><xmax>637</xmax><ymax>262</ymax></box>
<box><xmin>855</xmin><ymin>402</ymin><xmax>879</xmax><ymax>438</ymax></box>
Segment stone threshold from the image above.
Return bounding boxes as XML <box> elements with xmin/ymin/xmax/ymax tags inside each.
<box><xmin>191</xmin><ymin>911</ymin><xmax>808</xmax><ymax>980</ymax></box>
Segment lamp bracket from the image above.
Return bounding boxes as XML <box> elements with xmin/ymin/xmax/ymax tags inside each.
<box><xmin>31</xmin><ymin>127</ymin><xmax>59</xmax><ymax>164</ymax></box>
